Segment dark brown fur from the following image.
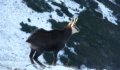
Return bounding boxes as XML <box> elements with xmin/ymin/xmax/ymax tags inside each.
<box><xmin>26</xmin><ymin>26</ymin><xmax>72</xmax><ymax>66</ymax></box>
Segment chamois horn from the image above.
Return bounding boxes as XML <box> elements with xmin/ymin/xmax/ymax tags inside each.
<box><xmin>68</xmin><ymin>17</ymin><xmax>78</xmax><ymax>26</ymax></box>
<box><xmin>71</xmin><ymin>17</ymin><xmax>78</xmax><ymax>27</ymax></box>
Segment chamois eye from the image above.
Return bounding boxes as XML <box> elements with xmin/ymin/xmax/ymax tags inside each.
<box><xmin>73</xmin><ymin>24</ymin><xmax>75</xmax><ymax>26</ymax></box>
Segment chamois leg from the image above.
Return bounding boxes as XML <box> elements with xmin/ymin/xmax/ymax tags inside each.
<box><xmin>29</xmin><ymin>48</ymin><xmax>35</xmax><ymax>64</ymax></box>
<box><xmin>33</xmin><ymin>51</ymin><xmax>45</xmax><ymax>67</ymax></box>
<box><xmin>52</xmin><ymin>51</ymin><xmax>59</xmax><ymax>65</ymax></box>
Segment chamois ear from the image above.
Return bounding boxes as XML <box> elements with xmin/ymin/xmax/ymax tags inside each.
<box><xmin>67</xmin><ymin>17</ymin><xmax>78</xmax><ymax>27</ymax></box>
<box><xmin>67</xmin><ymin>18</ymin><xmax>74</xmax><ymax>26</ymax></box>
<box><xmin>74</xmin><ymin>17</ymin><xmax>78</xmax><ymax>23</ymax></box>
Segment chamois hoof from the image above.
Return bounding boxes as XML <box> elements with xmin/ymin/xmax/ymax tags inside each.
<box><xmin>52</xmin><ymin>62</ymin><xmax>54</xmax><ymax>65</ymax></box>
<box><xmin>32</xmin><ymin>64</ymin><xmax>38</xmax><ymax>69</ymax></box>
<box><xmin>40</xmin><ymin>64</ymin><xmax>46</xmax><ymax>69</ymax></box>
<box><xmin>25</xmin><ymin>64</ymin><xmax>38</xmax><ymax>69</ymax></box>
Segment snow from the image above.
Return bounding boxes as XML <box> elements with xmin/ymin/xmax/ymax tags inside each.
<box><xmin>0</xmin><ymin>61</ymin><xmax>78</xmax><ymax>70</ymax></box>
<box><xmin>64</xmin><ymin>0</ymin><xmax>86</xmax><ymax>15</ymax></box>
<box><xmin>0</xmin><ymin>0</ymin><xmax>84</xmax><ymax>70</ymax></box>
<box><xmin>0</xmin><ymin>0</ymin><xmax>94</xmax><ymax>69</ymax></box>
<box><xmin>47</xmin><ymin>0</ymin><xmax>86</xmax><ymax>22</ymax></box>
<box><xmin>74</xmin><ymin>42</ymin><xmax>80</xmax><ymax>45</ymax></box>
<box><xmin>109</xmin><ymin>0</ymin><xmax>120</xmax><ymax>7</ymax></box>
<box><xmin>109</xmin><ymin>0</ymin><xmax>117</xmax><ymax>5</ymax></box>
<box><xmin>68</xmin><ymin>47</ymin><xmax>77</xmax><ymax>55</ymax></box>
<box><xmin>94</xmin><ymin>0</ymin><xmax>118</xmax><ymax>25</ymax></box>
<box><xmin>43</xmin><ymin>65</ymin><xmax>76</xmax><ymax>70</ymax></box>
<box><xmin>80</xmin><ymin>65</ymin><xmax>96</xmax><ymax>70</ymax></box>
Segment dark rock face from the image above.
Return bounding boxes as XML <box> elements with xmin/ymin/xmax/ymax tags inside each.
<box><xmin>23</xmin><ymin>0</ymin><xmax>53</xmax><ymax>12</ymax></box>
<box><xmin>50</xmin><ymin>10</ymin><xmax>120</xmax><ymax>69</ymax></box>
<box><xmin>22</xmin><ymin>0</ymin><xmax>120</xmax><ymax>70</ymax></box>
<box><xmin>51</xmin><ymin>1</ymin><xmax>73</xmax><ymax>17</ymax></box>
<box><xmin>20</xmin><ymin>22</ymin><xmax>37</xmax><ymax>33</ymax></box>
<box><xmin>55</xmin><ymin>9</ymin><xmax>63</xmax><ymax>17</ymax></box>
<box><xmin>73</xmin><ymin>10</ymin><xmax>120</xmax><ymax>69</ymax></box>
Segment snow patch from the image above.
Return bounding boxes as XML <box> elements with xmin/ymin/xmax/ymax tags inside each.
<box><xmin>68</xmin><ymin>47</ymin><xmax>77</xmax><ymax>55</ymax></box>
<box><xmin>57</xmin><ymin>50</ymin><xmax>67</xmax><ymax>65</ymax></box>
<box><xmin>43</xmin><ymin>65</ymin><xmax>76</xmax><ymax>70</ymax></box>
<box><xmin>47</xmin><ymin>0</ymin><xmax>86</xmax><ymax>22</ymax></box>
<box><xmin>94</xmin><ymin>0</ymin><xmax>118</xmax><ymax>25</ymax></box>
<box><xmin>109</xmin><ymin>0</ymin><xmax>117</xmax><ymax>5</ymax></box>
<box><xmin>80</xmin><ymin>65</ymin><xmax>96</xmax><ymax>70</ymax></box>
<box><xmin>74</xmin><ymin>42</ymin><xmax>80</xmax><ymax>45</ymax></box>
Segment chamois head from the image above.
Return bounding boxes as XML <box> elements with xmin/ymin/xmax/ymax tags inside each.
<box><xmin>67</xmin><ymin>17</ymin><xmax>79</xmax><ymax>34</ymax></box>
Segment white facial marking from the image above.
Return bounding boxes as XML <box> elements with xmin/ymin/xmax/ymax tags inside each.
<box><xmin>72</xmin><ymin>26</ymin><xmax>79</xmax><ymax>34</ymax></box>
<box><xmin>70</xmin><ymin>17</ymin><xmax>79</xmax><ymax>34</ymax></box>
<box><xmin>67</xmin><ymin>17</ymin><xmax>79</xmax><ymax>34</ymax></box>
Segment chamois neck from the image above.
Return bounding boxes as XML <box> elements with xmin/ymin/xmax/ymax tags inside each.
<box><xmin>63</xmin><ymin>27</ymin><xmax>72</xmax><ymax>41</ymax></box>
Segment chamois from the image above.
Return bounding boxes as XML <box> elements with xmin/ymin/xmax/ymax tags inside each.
<box><xmin>26</xmin><ymin>17</ymin><xmax>79</xmax><ymax>67</ymax></box>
